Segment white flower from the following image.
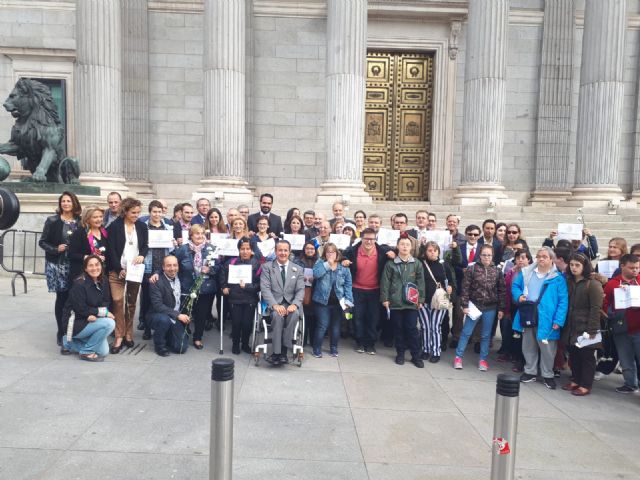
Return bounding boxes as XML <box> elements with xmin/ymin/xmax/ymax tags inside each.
<box><xmin>541</xmin><ymin>339</ymin><xmax>549</xmax><ymax>345</ymax></box>
<box><xmin>190</xmin><ymin>292</ymin><xmax>197</xmax><ymax>299</ymax></box>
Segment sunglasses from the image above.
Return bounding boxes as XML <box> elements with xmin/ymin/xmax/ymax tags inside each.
<box><xmin>507</xmin><ymin>231</ymin><xmax>519</xmax><ymax>234</ymax></box>
<box><xmin>467</xmin><ymin>233</ymin><xmax>480</xmax><ymax>237</ymax></box>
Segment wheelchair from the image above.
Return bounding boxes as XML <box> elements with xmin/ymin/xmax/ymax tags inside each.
<box><xmin>251</xmin><ymin>294</ymin><xmax>305</xmax><ymax>367</ymax></box>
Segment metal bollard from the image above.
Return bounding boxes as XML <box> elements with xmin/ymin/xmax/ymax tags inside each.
<box><xmin>210</xmin><ymin>358</ymin><xmax>234</xmax><ymax>480</ymax></box>
<box><xmin>490</xmin><ymin>373</ymin><xmax>520</xmax><ymax>480</ymax></box>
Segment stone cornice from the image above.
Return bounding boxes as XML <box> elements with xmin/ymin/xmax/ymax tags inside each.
<box><xmin>0</xmin><ymin>46</ymin><xmax>76</xmax><ymax>61</ymax></box>
<box><xmin>0</xmin><ymin>0</ymin><xmax>74</xmax><ymax>10</ymax></box>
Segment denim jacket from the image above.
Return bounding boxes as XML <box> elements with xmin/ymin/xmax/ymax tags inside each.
<box><xmin>311</xmin><ymin>260</ymin><xmax>353</xmax><ymax>306</ymax></box>
<box><xmin>174</xmin><ymin>243</ymin><xmax>219</xmax><ymax>295</ymax></box>
<box><xmin>143</xmin><ymin>220</ymin><xmax>174</xmax><ymax>274</ymax></box>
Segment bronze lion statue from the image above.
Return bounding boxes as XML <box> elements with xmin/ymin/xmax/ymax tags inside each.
<box><xmin>0</xmin><ymin>78</ymin><xmax>80</xmax><ymax>183</ymax></box>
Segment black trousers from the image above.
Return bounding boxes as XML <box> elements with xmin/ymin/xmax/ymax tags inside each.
<box><xmin>55</xmin><ymin>290</ymin><xmax>70</xmax><ymax>340</ymax></box>
<box><xmin>568</xmin><ymin>345</ymin><xmax>597</xmax><ymax>390</ymax></box>
<box><xmin>231</xmin><ymin>302</ymin><xmax>255</xmax><ymax>347</ymax></box>
<box><xmin>191</xmin><ymin>293</ymin><xmax>214</xmax><ymax>342</ymax></box>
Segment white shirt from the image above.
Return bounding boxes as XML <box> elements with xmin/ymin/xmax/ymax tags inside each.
<box><xmin>121</xmin><ymin>225</ymin><xmax>139</xmax><ymax>270</ymax></box>
<box><xmin>466</xmin><ymin>242</ymin><xmax>477</xmax><ymax>261</ymax></box>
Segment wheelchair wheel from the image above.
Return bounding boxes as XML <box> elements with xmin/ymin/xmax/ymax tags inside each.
<box><xmin>297</xmin><ymin>351</ymin><xmax>303</xmax><ymax>367</ymax></box>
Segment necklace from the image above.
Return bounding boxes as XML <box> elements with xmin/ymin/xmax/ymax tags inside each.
<box><xmin>125</xmin><ymin>224</ymin><xmax>135</xmax><ymax>245</ymax></box>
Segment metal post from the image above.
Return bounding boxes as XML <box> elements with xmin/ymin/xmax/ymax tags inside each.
<box><xmin>219</xmin><ymin>298</ymin><xmax>224</xmax><ymax>354</ymax></box>
<box><xmin>490</xmin><ymin>373</ymin><xmax>520</xmax><ymax>480</ymax></box>
<box><xmin>210</xmin><ymin>358</ymin><xmax>234</xmax><ymax>480</ymax></box>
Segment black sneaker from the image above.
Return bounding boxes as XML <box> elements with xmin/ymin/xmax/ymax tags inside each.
<box><xmin>355</xmin><ymin>344</ymin><xmax>365</xmax><ymax>353</ymax></box>
<box><xmin>429</xmin><ymin>355</ymin><xmax>440</xmax><ymax>364</ymax></box>
<box><xmin>543</xmin><ymin>377</ymin><xmax>557</xmax><ymax>390</ymax></box>
<box><xmin>520</xmin><ymin>373</ymin><xmax>537</xmax><ymax>383</ymax></box>
<box><xmin>411</xmin><ymin>357</ymin><xmax>425</xmax><ymax>368</ymax></box>
<box><xmin>615</xmin><ymin>385</ymin><xmax>637</xmax><ymax>394</ymax></box>
<box><xmin>395</xmin><ymin>355</ymin><xmax>405</xmax><ymax>365</ymax></box>
<box><xmin>420</xmin><ymin>351</ymin><xmax>430</xmax><ymax>360</ymax></box>
<box><xmin>366</xmin><ymin>346</ymin><xmax>377</xmax><ymax>355</ymax></box>
<box><xmin>232</xmin><ymin>344</ymin><xmax>241</xmax><ymax>355</ymax></box>
<box><xmin>553</xmin><ymin>368</ymin><xmax>561</xmax><ymax>378</ymax></box>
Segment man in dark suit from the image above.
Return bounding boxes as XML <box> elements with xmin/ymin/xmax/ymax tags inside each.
<box><xmin>260</xmin><ymin>240</ymin><xmax>305</xmax><ymax>364</ymax></box>
<box><xmin>477</xmin><ymin>219</ymin><xmax>503</xmax><ymax>265</ymax></box>
<box><xmin>191</xmin><ymin>197</ymin><xmax>210</xmax><ymax>225</ymax></box>
<box><xmin>148</xmin><ymin>255</ymin><xmax>190</xmax><ymax>356</ymax></box>
<box><xmin>247</xmin><ymin>193</ymin><xmax>283</xmax><ymax>235</ymax></box>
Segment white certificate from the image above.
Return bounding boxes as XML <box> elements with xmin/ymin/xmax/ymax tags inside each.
<box><xmin>125</xmin><ymin>262</ymin><xmax>145</xmax><ymax>283</ymax></box>
<box><xmin>181</xmin><ymin>229</ymin><xmax>189</xmax><ymax>244</ymax></box>
<box><xmin>557</xmin><ymin>223</ymin><xmax>583</xmax><ymax>241</ymax></box>
<box><xmin>217</xmin><ymin>238</ymin><xmax>239</xmax><ymax>257</ymax></box>
<box><xmin>598</xmin><ymin>260</ymin><xmax>619</xmax><ymax>279</ymax></box>
<box><xmin>208</xmin><ymin>233</ymin><xmax>229</xmax><ymax>246</ymax></box>
<box><xmin>228</xmin><ymin>264</ymin><xmax>252</xmax><ymax>284</ymax></box>
<box><xmin>377</xmin><ymin>228</ymin><xmax>400</xmax><ymax>246</ymax></box>
<box><xmin>303</xmin><ymin>267</ymin><xmax>314</xmax><ymax>287</ymax></box>
<box><xmin>330</xmin><ymin>233</ymin><xmax>351</xmax><ymax>250</ymax></box>
<box><xmin>467</xmin><ymin>301</ymin><xmax>483</xmax><ymax>320</ymax></box>
<box><xmin>148</xmin><ymin>229</ymin><xmax>174</xmax><ymax>249</ymax></box>
<box><xmin>614</xmin><ymin>285</ymin><xmax>640</xmax><ymax>309</ymax></box>
<box><xmin>284</xmin><ymin>234</ymin><xmax>305</xmax><ymax>250</ymax></box>
<box><xmin>257</xmin><ymin>238</ymin><xmax>276</xmax><ymax>257</ymax></box>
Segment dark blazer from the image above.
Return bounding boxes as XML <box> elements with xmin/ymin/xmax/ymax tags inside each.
<box><xmin>342</xmin><ymin>242</ymin><xmax>391</xmax><ymax>283</ymax></box>
<box><xmin>105</xmin><ymin>218</ymin><xmax>149</xmax><ymax>274</ymax></box>
<box><xmin>477</xmin><ymin>236</ymin><xmax>503</xmax><ymax>266</ymax></box>
<box><xmin>39</xmin><ymin>215</ymin><xmax>80</xmax><ymax>263</ymax></box>
<box><xmin>64</xmin><ymin>275</ymin><xmax>111</xmax><ymax>336</ymax></box>
<box><xmin>248</xmin><ymin>212</ymin><xmax>283</xmax><ymax>235</ymax></box>
<box><xmin>149</xmin><ymin>273</ymin><xmax>181</xmax><ymax>321</ymax></box>
<box><xmin>68</xmin><ymin>227</ymin><xmax>95</xmax><ymax>281</ymax></box>
<box><xmin>191</xmin><ymin>214</ymin><xmax>206</xmax><ymax>225</ymax></box>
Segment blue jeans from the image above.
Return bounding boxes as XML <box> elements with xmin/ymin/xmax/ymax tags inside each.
<box><xmin>313</xmin><ymin>302</ymin><xmax>342</xmax><ymax>354</ymax></box>
<box><xmin>63</xmin><ymin>317</ymin><xmax>115</xmax><ymax>356</ymax></box>
<box><xmin>352</xmin><ymin>288</ymin><xmax>380</xmax><ymax>348</ymax></box>
<box><xmin>148</xmin><ymin>313</ymin><xmax>189</xmax><ymax>353</ymax></box>
<box><xmin>614</xmin><ymin>332</ymin><xmax>640</xmax><ymax>388</ymax></box>
<box><xmin>455</xmin><ymin>309</ymin><xmax>496</xmax><ymax>361</ymax></box>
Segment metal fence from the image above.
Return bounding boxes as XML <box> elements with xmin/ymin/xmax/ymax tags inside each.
<box><xmin>0</xmin><ymin>229</ymin><xmax>45</xmax><ymax>296</ymax></box>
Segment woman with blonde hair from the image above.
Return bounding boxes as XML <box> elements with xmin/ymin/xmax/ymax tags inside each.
<box><xmin>68</xmin><ymin>204</ymin><xmax>107</xmax><ymax>282</ymax></box>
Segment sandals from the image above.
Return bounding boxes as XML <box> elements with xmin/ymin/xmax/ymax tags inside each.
<box><xmin>571</xmin><ymin>387</ymin><xmax>590</xmax><ymax>396</ymax></box>
<box><xmin>562</xmin><ymin>382</ymin><xmax>579</xmax><ymax>391</ymax></box>
<box><xmin>80</xmin><ymin>353</ymin><xmax>104</xmax><ymax>362</ymax></box>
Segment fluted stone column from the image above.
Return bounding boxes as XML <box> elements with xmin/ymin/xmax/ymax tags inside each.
<box><xmin>75</xmin><ymin>0</ymin><xmax>126</xmax><ymax>192</ymax></box>
<box><xmin>198</xmin><ymin>0</ymin><xmax>251</xmax><ymax>203</ymax></box>
<box><xmin>122</xmin><ymin>0</ymin><xmax>153</xmax><ymax>196</ymax></box>
<box><xmin>531</xmin><ymin>0</ymin><xmax>574</xmax><ymax>203</ymax></box>
<box><xmin>632</xmin><ymin>34</ymin><xmax>640</xmax><ymax>199</ymax></box>
<box><xmin>572</xmin><ymin>0</ymin><xmax>625</xmax><ymax>201</ymax></box>
<box><xmin>455</xmin><ymin>0</ymin><xmax>511</xmax><ymax>205</ymax></box>
<box><xmin>317</xmin><ymin>0</ymin><xmax>371</xmax><ymax>204</ymax></box>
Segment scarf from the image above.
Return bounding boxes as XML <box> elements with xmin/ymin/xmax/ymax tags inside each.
<box><xmin>189</xmin><ymin>241</ymin><xmax>206</xmax><ymax>269</ymax></box>
<box><xmin>87</xmin><ymin>227</ymin><xmax>108</xmax><ymax>256</ymax></box>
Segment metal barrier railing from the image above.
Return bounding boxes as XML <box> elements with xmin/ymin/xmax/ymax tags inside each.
<box><xmin>0</xmin><ymin>229</ymin><xmax>45</xmax><ymax>296</ymax></box>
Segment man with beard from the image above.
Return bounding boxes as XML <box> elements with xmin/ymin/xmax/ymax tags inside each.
<box><xmin>248</xmin><ymin>193</ymin><xmax>283</xmax><ymax>235</ymax></box>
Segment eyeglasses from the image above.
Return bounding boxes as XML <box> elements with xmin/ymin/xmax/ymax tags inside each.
<box><xmin>479</xmin><ymin>254</ymin><xmax>492</xmax><ymax>258</ymax></box>
<box><xmin>363</xmin><ymin>238</ymin><xmax>376</xmax><ymax>242</ymax></box>
<box><xmin>507</xmin><ymin>231</ymin><xmax>519</xmax><ymax>235</ymax></box>
<box><xmin>467</xmin><ymin>233</ymin><xmax>480</xmax><ymax>237</ymax></box>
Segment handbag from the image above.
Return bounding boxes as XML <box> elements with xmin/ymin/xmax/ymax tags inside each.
<box><xmin>519</xmin><ymin>283</ymin><xmax>549</xmax><ymax>328</ymax></box>
<box><xmin>423</xmin><ymin>261</ymin><xmax>450</xmax><ymax>310</ymax></box>
<box><xmin>395</xmin><ymin>263</ymin><xmax>420</xmax><ymax>306</ymax></box>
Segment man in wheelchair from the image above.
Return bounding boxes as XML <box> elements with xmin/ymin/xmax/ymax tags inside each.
<box><xmin>260</xmin><ymin>240</ymin><xmax>305</xmax><ymax>365</ymax></box>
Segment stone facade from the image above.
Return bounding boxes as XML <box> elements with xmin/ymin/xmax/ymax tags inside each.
<box><xmin>1</xmin><ymin>0</ymin><xmax>640</xmax><ymax>206</ymax></box>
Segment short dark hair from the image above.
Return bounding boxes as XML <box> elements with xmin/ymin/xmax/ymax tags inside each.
<box><xmin>631</xmin><ymin>243</ymin><xmax>640</xmax><ymax>254</ymax></box>
<box><xmin>236</xmin><ymin>236</ymin><xmax>253</xmax><ymax>251</ymax></box>
<box><xmin>173</xmin><ymin>203</ymin><xmax>184</xmax><ymax>215</ymax></box>
<box><xmin>107</xmin><ymin>191</ymin><xmax>122</xmax><ymax>200</ymax></box>
<box><xmin>354</xmin><ymin>210</ymin><xmax>367</xmax><ymax>219</ymax></box>
<box><xmin>465</xmin><ymin>224</ymin><xmax>481</xmax><ymax>234</ymax></box>
<box><xmin>120</xmin><ymin>197</ymin><xmax>142</xmax><ymax>216</ymax></box>
<box><xmin>303</xmin><ymin>210</ymin><xmax>315</xmax><ymax>217</ymax></box>
<box><xmin>260</xmin><ymin>193</ymin><xmax>274</xmax><ymax>202</ymax></box>
<box><xmin>554</xmin><ymin>247</ymin><xmax>571</xmax><ymax>264</ymax></box>
<box><xmin>277</xmin><ymin>239</ymin><xmax>291</xmax><ymax>250</ymax></box>
<box><xmin>514</xmin><ymin>248</ymin><xmax>532</xmax><ymax>264</ymax></box>
<box><xmin>361</xmin><ymin>227</ymin><xmax>376</xmax><ymax>238</ymax></box>
<box><xmin>620</xmin><ymin>254</ymin><xmax>639</xmax><ymax>266</ymax></box>
<box><xmin>148</xmin><ymin>200</ymin><xmax>163</xmax><ymax>212</ymax></box>
<box><xmin>394</xmin><ymin>213</ymin><xmax>408</xmax><ymax>222</ymax></box>
<box><xmin>181</xmin><ymin>203</ymin><xmax>193</xmax><ymax>212</ymax></box>
<box><xmin>482</xmin><ymin>219</ymin><xmax>496</xmax><ymax>228</ymax></box>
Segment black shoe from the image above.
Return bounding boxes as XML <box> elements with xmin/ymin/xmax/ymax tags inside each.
<box><xmin>543</xmin><ymin>377</ymin><xmax>557</xmax><ymax>390</ymax></box>
<box><xmin>366</xmin><ymin>346</ymin><xmax>377</xmax><ymax>355</ymax></box>
<box><xmin>123</xmin><ymin>339</ymin><xmax>135</xmax><ymax>348</ymax></box>
<box><xmin>421</xmin><ymin>352</ymin><xmax>430</xmax><ymax>360</ymax></box>
<box><xmin>155</xmin><ymin>348</ymin><xmax>170</xmax><ymax>357</ymax></box>
<box><xmin>60</xmin><ymin>347</ymin><xmax>72</xmax><ymax>355</ymax></box>
<box><xmin>268</xmin><ymin>353</ymin><xmax>282</xmax><ymax>365</ymax></box>
<box><xmin>441</xmin><ymin>341</ymin><xmax>448</xmax><ymax>352</ymax></box>
<box><xmin>553</xmin><ymin>368</ymin><xmax>561</xmax><ymax>378</ymax></box>
<box><xmin>411</xmin><ymin>357</ymin><xmax>425</xmax><ymax>368</ymax></box>
<box><xmin>520</xmin><ymin>373</ymin><xmax>537</xmax><ymax>383</ymax></box>
<box><xmin>232</xmin><ymin>344</ymin><xmax>241</xmax><ymax>355</ymax></box>
<box><xmin>395</xmin><ymin>354</ymin><xmax>405</xmax><ymax>365</ymax></box>
<box><xmin>384</xmin><ymin>339</ymin><xmax>394</xmax><ymax>348</ymax></box>
<box><xmin>449</xmin><ymin>339</ymin><xmax>458</xmax><ymax>348</ymax></box>
<box><xmin>242</xmin><ymin>344</ymin><xmax>252</xmax><ymax>354</ymax></box>
<box><xmin>429</xmin><ymin>355</ymin><xmax>440</xmax><ymax>364</ymax></box>
<box><xmin>473</xmin><ymin>342</ymin><xmax>481</xmax><ymax>354</ymax></box>
<box><xmin>142</xmin><ymin>330</ymin><xmax>151</xmax><ymax>341</ymax></box>
<box><xmin>137</xmin><ymin>321</ymin><xmax>145</xmax><ymax>331</ymax></box>
<box><xmin>109</xmin><ymin>344</ymin><xmax>122</xmax><ymax>354</ymax></box>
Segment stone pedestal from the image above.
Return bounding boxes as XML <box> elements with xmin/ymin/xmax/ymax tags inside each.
<box><xmin>455</xmin><ymin>0</ymin><xmax>510</xmax><ymax>205</ymax></box>
<box><xmin>572</xmin><ymin>0</ymin><xmax>625</xmax><ymax>203</ymax></box>
<box><xmin>317</xmin><ymin>0</ymin><xmax>371</xmax><ymax>204</ymax></box>
<box><xmin>75</xmin><ymin>0</ymin><xmax>127</xmax><ymax>194</ymax></box>
<box><xmin>196</xmin><ymin>0</ymin><xmax>251</xmax><ymax>203</ymax></box>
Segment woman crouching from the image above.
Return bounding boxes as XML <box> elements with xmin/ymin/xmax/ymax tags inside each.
<box><xmin>62</xmin><ymin>255</ymin><xmax>115</xmax><ymax>361</ymax></box>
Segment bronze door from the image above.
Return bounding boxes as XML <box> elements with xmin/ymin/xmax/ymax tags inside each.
<box><xmin>363</xmin><ymin>52</ymin><xmax>434</xmax><ymax>201</ymax></box>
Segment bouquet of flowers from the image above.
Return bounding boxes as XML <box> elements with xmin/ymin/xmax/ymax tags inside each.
<box><xmin>181</xmin><ymin>245</ymin><xmax>218</xmax><ymax>319</ymax></box>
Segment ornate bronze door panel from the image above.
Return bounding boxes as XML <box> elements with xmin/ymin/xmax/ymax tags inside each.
<box><xmin>363</xmin><ymin>52</ymin><xmax>434</xmax><ymax>201</ymax></box>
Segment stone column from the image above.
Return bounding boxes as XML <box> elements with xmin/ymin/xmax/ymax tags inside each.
<box><xmin>75</xmin><ymin>0</ymin><xmax>126</xmax><ymax>193</ymax></box>
<box><xmin>531</xmin><ymin>0</ymin><xmax>575</xmax><ymax>204</ymax></box>
<box><xmin>455</xmin><ymin>0</ymin><xmax>512</xmax><ymax>205</ymax></box>
<box><xmin>632</xmin><ymin>36</ymin><xmax>640</xmax><ymax>199</ymax></box>
<box><xmin>197</xmin><ymin>0</ymin><xmax>251</xmax><ymax>203</ymax></box>
<box><xmin>122</xmin><ymin>0</ymin><xmax>153</xmax><ymax>197</ymax></box>
<box><xmin>317</xmin><ymin>0</ymin><xmax>371</xmax><ymax>204</ymax></box>
<box><xmin>572</xmin><ymin>0</ymin><xmax>625</xmax><ymax>201</ymax></box>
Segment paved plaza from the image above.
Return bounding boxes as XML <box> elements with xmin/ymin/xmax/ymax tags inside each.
<box><xmin>1</xmin><ymin>277</ymin><xmax>639</xmax><ymax>480</ymax></box>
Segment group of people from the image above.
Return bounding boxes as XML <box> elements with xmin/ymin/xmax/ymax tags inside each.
<box><xmin>40</xmin><ymin>191</ymin><xmax>640</xmax><ymax>398</ymax></box>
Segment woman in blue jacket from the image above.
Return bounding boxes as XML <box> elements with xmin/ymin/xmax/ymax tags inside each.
<box><xmin>312</xmin><ymin>242</ymin><xmax>353</xmax><ymax>358</ymax></box>
<box><xmin>174</xmin><ymin>224</ymin><xmax>219</xmax><ymax>350</ymax></box>
<box><xmin>512</xmin><ymin>247</ymin><xmax>568</xmax><ymax>390</ymax></box>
